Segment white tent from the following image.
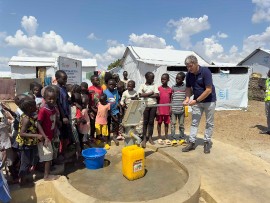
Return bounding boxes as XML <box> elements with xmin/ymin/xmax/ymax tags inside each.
<box><xmin>80</xmin><ymin>59</ymin><xmax>97</xmax><ymax>85</ymax></box>
<box><xmin>121</xmin><ymin>46</ymin><xmax>250</xmax><ymax>110</ymax></box>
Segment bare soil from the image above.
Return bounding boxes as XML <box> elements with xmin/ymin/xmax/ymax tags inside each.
<box><xmin>154</xmin><ymin>100</ymin><xmax>270</xmax><ymax>163</ymax></box>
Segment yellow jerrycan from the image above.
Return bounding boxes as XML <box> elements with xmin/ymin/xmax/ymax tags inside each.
<box><xmin>122</xmin><ymin>145</ymin><xmax>145</xmax><ymax>180</ymax></box>
<box><xmin>184</xmin><ymin>105</ymin><xmax>189</xmax><ymax>117</ymax></box>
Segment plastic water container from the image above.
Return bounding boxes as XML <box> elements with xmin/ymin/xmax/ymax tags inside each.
<box><xmin>82</xmin><ymin>148</ymin><xmax>107</xmax><ymax>170</ymax></box>
<box><xmin>122</xmin><ymin>145</ymin><xmax>145</xmax><ymax>181</ymax></box>
<box><xmin>184</xmin><ymin>106</ymin><xmax>189</xmax><ymax>117</ymax></box>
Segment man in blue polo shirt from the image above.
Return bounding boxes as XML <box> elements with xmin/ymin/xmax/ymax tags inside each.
<box><xmin>182</xmin><ymin>55</ymin><xmax>216</xmax><ymax>154</ymax></box>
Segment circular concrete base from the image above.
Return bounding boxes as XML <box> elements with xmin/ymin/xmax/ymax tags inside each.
<box><xmin>10</xmin><ymin>145</ymin><xmax>201</xmax><ymax>203</ymax></box>
<box><xmin>66</xmin><ymin>147</ymin><xmax>188</xmax><ymax>202</ymax></box>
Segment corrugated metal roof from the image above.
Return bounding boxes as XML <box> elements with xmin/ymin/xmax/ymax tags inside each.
<box><xmin>9</xmin><ymin>56</ymin><xmax>56</xmax><ymax>67</ymax></box>
<box><xmin>9</xmin><ymin>56</ymin><xmax>98</xmax><ymax>68</ymax></box>
<box><xmin>124</xmin><ymin>46</ymin><xmax>210</xmax><ymax>66</ymax></box>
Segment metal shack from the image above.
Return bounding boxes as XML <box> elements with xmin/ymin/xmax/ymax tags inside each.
<box><xmin>8</xmin><ymin>56</ymin><xmax>97</xmax><ymax>85</ymax></box>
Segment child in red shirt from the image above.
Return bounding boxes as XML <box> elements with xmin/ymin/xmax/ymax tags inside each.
<box><xmin>157</xmin><ymin>73</ymin><xmax>172</xmax><ymax>145</ymax></box>
<box><xmin>37</xmin><ymin>86</ymin><xmax>60</xmax><ymax>181</ymax></box>
<box><xmin>88</xmin><ymin>75</ymin><xmax>103</xmax><ymax>141</ymax></box>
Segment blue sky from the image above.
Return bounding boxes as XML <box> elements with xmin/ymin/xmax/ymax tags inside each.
<box><xmin>1</xmin><ymin>0</ymin><xmax>270</xmax><ymax>71</ymax></box>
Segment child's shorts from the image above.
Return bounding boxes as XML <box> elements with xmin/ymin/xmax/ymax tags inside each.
<box><xmin>111</xmin><ymin>114</ymin><xmax>120</xmax><ymax>132</ymax></box>
<box><xmin>95</xmin><ymin>124</ymin><xmax>108</xmax><ymax>136</ymax></box>
<box><xmin>156</xmin><ymin>115</ymin><xmax>170</xmax><ymax>124</ymax></box>
<box><xmin>38</xmin><ymin>141</ymin><xmax>53</xmax><ymax>162</ymax></box>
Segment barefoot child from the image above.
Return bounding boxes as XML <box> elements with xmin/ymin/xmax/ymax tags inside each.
<box><xmin>16</xmin><ymin>98</ymin><xmax>43</xmax><ymax>184</ymax></box>
<box><xmin>70</xmin><ymin>93</ymin><xmax>82</xmax><ymax>161</ymax></box>
<box><xmin>157</xmin><ymin>73</ymin><xmax>172</xmax><ymax>145</ymax></box>
<box><xmin>55</xmin><ymin>70</ymin><xmax>71</xmax><ymax>160</ymax></box>
<box><xmin>78</xmin><ymin>94</ymin><xmax>90</xmax><ymax>148</ymax></box>
<box><xmin>37</xmin><ymin>86</ymin><xmax>60</xmax><ymax>181</ymax></box>
<box><xmin>88</xmin><ymin>75</ymin><xmax>103</xmax><ymax>142</ymax></box>
<box><xmin>0</xmin><ymin>103</ymin><xmax>17</xmax><ymax>182</ymax></box>
<box><xmin>103</xmin><ymin>79</ymin><xmax>122</xmax><ymax>146</ymax></box>
<box><xmin>95</xmin><ymin>94</ymin><xmax>110</xmax><ymax>150</ymax></box>
<box><xmin>138</xmin><ymin>72</ymin><xmax>159</xmax><ymax>148</ymax></box>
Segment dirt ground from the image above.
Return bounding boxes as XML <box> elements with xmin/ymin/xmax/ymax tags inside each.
<box><xmin>154</xmin><ymin>100</ymin><xmax>270</xmax><ymax>164</ymax></box>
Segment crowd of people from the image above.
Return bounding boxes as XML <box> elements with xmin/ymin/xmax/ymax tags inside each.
<box><xmin>0</xmin><ymin>54</ymin><xmax>216</xmax><ymax>185</ymax></box>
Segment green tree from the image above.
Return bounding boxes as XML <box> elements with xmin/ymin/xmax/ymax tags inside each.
<box><xmin>107</xmin><ymin>59</ymin><xmax>121</xmax><ymax>70</ymax></box>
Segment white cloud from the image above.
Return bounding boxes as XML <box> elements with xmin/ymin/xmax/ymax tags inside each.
<box><xmin>129</xmin><ymin>33</ymin><xmax>174</xmax><ymax>49</ymax></box>
<box><xmin>0</xmin><ymin>32</ymin><xmax>7</xmax><ymax>46</ymax></box>
<box><xmin>193</xmin><ymin>34</ymin><xmax>244</xmax><ymax>64</ymax></box>
<box><xmin>5</xmin><ymin>29</ymin><xmax>92</xmax><ymax>58</ymax></box>
<box><xmin>252</xmin><ymin>0</ymin><xmax>270</xmax><ymax>23</ymax></box>
<box><xmin>94</xmin><ymin>41</ymin><xmax>126</xmax><ymax>70</ymax></box>
<box><xmin>217</xmin><ymin>32</ymin><xmax>228</xmax><ymax>39</ymax></box>
<box><xmin>0</xmin><ymin>57</ymin><xmax>10</xmax><ymax>72</ymax></box>
<box><xmin>242</xmin><ymin>26</ymin><xmax>270</xmax><ymax>52</ymax></box>
<box><xmin>21</xmin><ymin>16</ymin><xmax>38</xmax><ymax>36</ymax></box>
<box><xmin>229</xmin><ymin>45</ymin><xmax>238</xmax><ymax>54</ymax></box>
<box><xmin>194</xmin><ymin>36</ymin><xmax>223</xmax><ymax>59</ymax></box>
<box><xmin>87</xmin><ymin>33</ymin><xmax>99</xmax><ymax>40</ymax></box>
<box><xmin>107</xmin><ymin>40</ymin><xmax>119</xmax><ymax>47</ymax></box>
<box><xmin>167</xmin><ymin>15</ymin><xmax>210</xmax><ymax>49</ymax></box>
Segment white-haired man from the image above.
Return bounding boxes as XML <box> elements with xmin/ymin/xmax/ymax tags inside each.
<box><xmin>182</xmin><ymin>55</ymin><xmax>216</xmax><ymax>154</ymax></box>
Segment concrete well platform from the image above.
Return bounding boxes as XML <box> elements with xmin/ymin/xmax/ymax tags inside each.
<box><xmin>10</xmin><ymin>144</ymin><xmax>200</xmax><ymax>203</ymax></box>
<box><xmin>10</xmin><ymin>133</ymin><xmax>270</xmax><ymax>203</ymax></box>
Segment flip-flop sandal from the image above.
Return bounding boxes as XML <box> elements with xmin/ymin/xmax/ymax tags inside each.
<box><xmin>157</xmin><ymin>138</ymin><xmax>164</xmax><ymax>145</ymax></box>
<box><xmin>171</xmin><ymin>140</ymin><xmax>177</xmax><ymax>145</ymax></box>
<box><xmin>165</xmin><ymin>139</ymin><xmax>172</xmax><ymax>145</ymax></box>
<box><xmin>116</xmin><ymin>135</ymin><xmax>123</xmax><ymax>140</ymax></box>
<box><xmin>178</xmin><ymin>140</ymin><xmax>186</xmax><ymax>145</ymax></box>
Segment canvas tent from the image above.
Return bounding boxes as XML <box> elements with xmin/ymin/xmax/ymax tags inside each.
<box><xmin>238</xmin><ymin>48</ymin><xmax>270</xmax><ymax>78</ymax></box>
<box><xmin>120</xmin><ymin>46</ymin><xmax>250</xmax><ymax>110</ymax></box>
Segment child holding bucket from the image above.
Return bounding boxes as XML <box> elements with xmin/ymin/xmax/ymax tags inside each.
<box><xmin>95</xmin><ymin>94</ymin><xmax>110</xmax><ymax>150</ymax></box>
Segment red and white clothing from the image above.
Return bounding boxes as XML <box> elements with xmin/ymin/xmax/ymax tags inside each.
<box><xmin>38</xmin><ymin>105</ymin><xmax>57</xmax><ymax>141</ymax></box>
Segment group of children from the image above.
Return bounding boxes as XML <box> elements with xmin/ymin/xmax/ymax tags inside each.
<box><xmin>0</xmin><ymin>69</ymin><xmax>187</xmax><ymax>184</ymax></box>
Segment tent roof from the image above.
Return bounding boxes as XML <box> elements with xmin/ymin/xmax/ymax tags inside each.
<box><xmin>237</xmin><ymin>48</ymin><xmax>270</xmax><ymax>65</ymax></box>
<box><xmin>8</xmin><ymin>56</ymin><xmax>56</xmax><ymax>67</ymax></box>
<box><xmin>9</xmin><ymin>56</ymin><xmax>98</xmax><ymax>68</ymax></box>
<box><xmin>122</xmin><ymin>46</ymin><xmax>210</xmax><ymax>66</ymax></box>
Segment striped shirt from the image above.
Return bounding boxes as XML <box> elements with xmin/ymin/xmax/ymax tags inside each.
<box><xmin>171</xmin><ymin>83</ymin><xmax>186</xmax><ymax>114</ymax></box>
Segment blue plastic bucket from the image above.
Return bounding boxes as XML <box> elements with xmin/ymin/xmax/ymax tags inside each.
<box><xmin>82</xmin><ymin>148</ymin><xmax>107</xmax><ymax>170</ymax></box>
